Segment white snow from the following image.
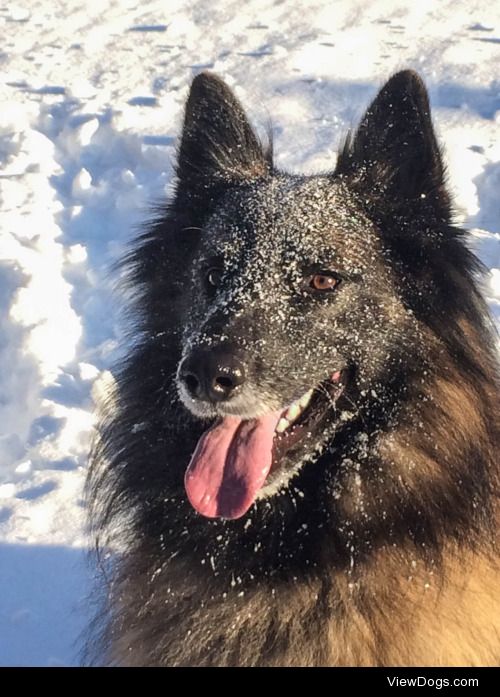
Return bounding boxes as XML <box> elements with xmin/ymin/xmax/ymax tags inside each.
<box><xmin>1</xmin><ymin>0</ymin><xmax>499</xmax><ymax>666</ymax></box>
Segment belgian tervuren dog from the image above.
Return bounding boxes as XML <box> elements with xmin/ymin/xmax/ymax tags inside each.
<box><xmin>87</xmin><ymin>70</ymin><xmax>500</xmax><ymax>666</ymax></box>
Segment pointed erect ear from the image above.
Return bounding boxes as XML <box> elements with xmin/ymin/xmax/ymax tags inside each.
<box><xmin>335</xmin><ymin>70</ymin><xmax>451</xmax><ymax>222</ymax></box>
<box><xmin>176</xmin><ymin>73</ymin><xmax>269</xmax><ymax>202</ymax></box>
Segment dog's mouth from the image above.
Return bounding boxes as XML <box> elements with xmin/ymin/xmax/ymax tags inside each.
<box><xmin>184</xmin><ymin>369</ymin><xmax>346</xmax><ymax>520</ymax></box>
<box><xmin>272</xmin><ymin>369</ymin><xmax>345</xmax><ymax>466</ymax></box>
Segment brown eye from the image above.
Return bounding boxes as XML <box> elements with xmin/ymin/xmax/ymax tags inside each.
<box><xmin>206</xmin><ymin>268</ymin><xmax>223</xmax><ymax>287</ymax></box>
<box><xmin>309</xmin><ymin>274</ymin><xmax>341</xmax><ymax>292</ymax></box>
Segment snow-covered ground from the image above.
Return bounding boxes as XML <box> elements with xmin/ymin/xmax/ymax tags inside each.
<box><xmin>1</xmin><ymin>0</ymin><xmax>499</xmax><ymax>666</ymax></box>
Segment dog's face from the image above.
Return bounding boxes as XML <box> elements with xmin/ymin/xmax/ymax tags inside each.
<box><xmin>171</xmin><ymin>71</ymin><xmax>450</xmax><ymax>518</ymax></box>
<box><xmin>178</xmin><ymin>177</ymin><xmax>410</xmax><ymax>479</ymax></box>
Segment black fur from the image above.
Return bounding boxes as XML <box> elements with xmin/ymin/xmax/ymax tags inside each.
<box><xmin>86</xmin><ymin>71</ymin><xmax>500</xmax><ymax>666</ymax></box>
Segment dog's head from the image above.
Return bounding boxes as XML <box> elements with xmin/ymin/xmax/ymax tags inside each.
<box><xmin>168</xmin><ymin>71</ymin><xmax>453</xmax><ymax>519</ymax></box>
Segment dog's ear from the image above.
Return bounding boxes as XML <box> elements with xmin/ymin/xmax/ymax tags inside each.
<box><xmin>335</xmin><ymin>70</ymin><xmax>451</xmax><ymax>223</ymax></box>
<box><xmin>176</xmin><ymin>73</ymin><xmax>268</xmax><ymax>203</ymax></box>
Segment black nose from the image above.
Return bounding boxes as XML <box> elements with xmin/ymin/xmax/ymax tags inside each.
<box><xmin>179</xmin><ymin>348</ymin><xmax>246</xmax><ymax>402</ymax></box>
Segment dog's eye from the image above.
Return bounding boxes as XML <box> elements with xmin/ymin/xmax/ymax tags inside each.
<box><xmin>206</xmin><ymin>268</ymin><xmax>223</xmax><ymax>288</ymax></box>
<box><xmin>309</xmin><ymin>274</ymin><xmax>341</xmax><ymax>292</ymax></box>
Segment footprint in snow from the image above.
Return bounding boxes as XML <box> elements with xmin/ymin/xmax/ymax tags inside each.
<box><xmin>128</xmin><ymin>24</ymin><xmax>168</xmax><ymax>33</ymax></box>
<box><xmin>16</xmin><ymin>481</ymin><xmax>58</xmax><ymax>501</ymax></box>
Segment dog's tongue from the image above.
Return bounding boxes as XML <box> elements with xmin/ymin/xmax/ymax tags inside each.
<box><xmin>185</xmin><ymin>412</ymin><xmax>281</xmax><ymax>519</ymax></box>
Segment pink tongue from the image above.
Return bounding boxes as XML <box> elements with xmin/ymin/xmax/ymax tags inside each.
<box><xmin>184</xmin><ymin>411</ymin><xmax>281</xmax><ymax>519</ymax></box>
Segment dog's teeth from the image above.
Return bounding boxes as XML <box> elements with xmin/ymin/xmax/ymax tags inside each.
<box><xmin>278</xmin><ymin>390</ymin><xmax>313</xmax><ymax>433</ymax></box>
<box><xmin>285</xmin><ymin>403</ymin><xmax>302</xmax><ymax>423</ymax></box>
<box><xmin>299</xmin><ymin>389</ymin><xmax>313</xmax><ymax>408</ymax></box>
<box><xmin>276</xmin><ymin>417</ymin><xmax>290</xmax><ymax>433</ymax></box>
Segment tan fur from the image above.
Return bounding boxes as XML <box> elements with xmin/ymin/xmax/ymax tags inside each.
<box><xmin>328</xmin><ymin>546</ymin><xmax>500</xmax><ymax>666</ymax></box>
<box><xmin>107</xmin><ymin>542</ymin><xmax>499</xmax><ymax>666</ymax></box>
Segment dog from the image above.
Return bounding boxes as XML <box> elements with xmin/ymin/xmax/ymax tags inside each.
<box><xmin>87</xmin><ymin>70</ymin><xmax>500</xmax><ymax>666</ymax></box>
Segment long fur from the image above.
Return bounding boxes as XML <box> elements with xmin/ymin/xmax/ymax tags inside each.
<box><xmin>86</xmin><ymin>71</ymin><xmax>500</xmax><ymax>666</ymax></box>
